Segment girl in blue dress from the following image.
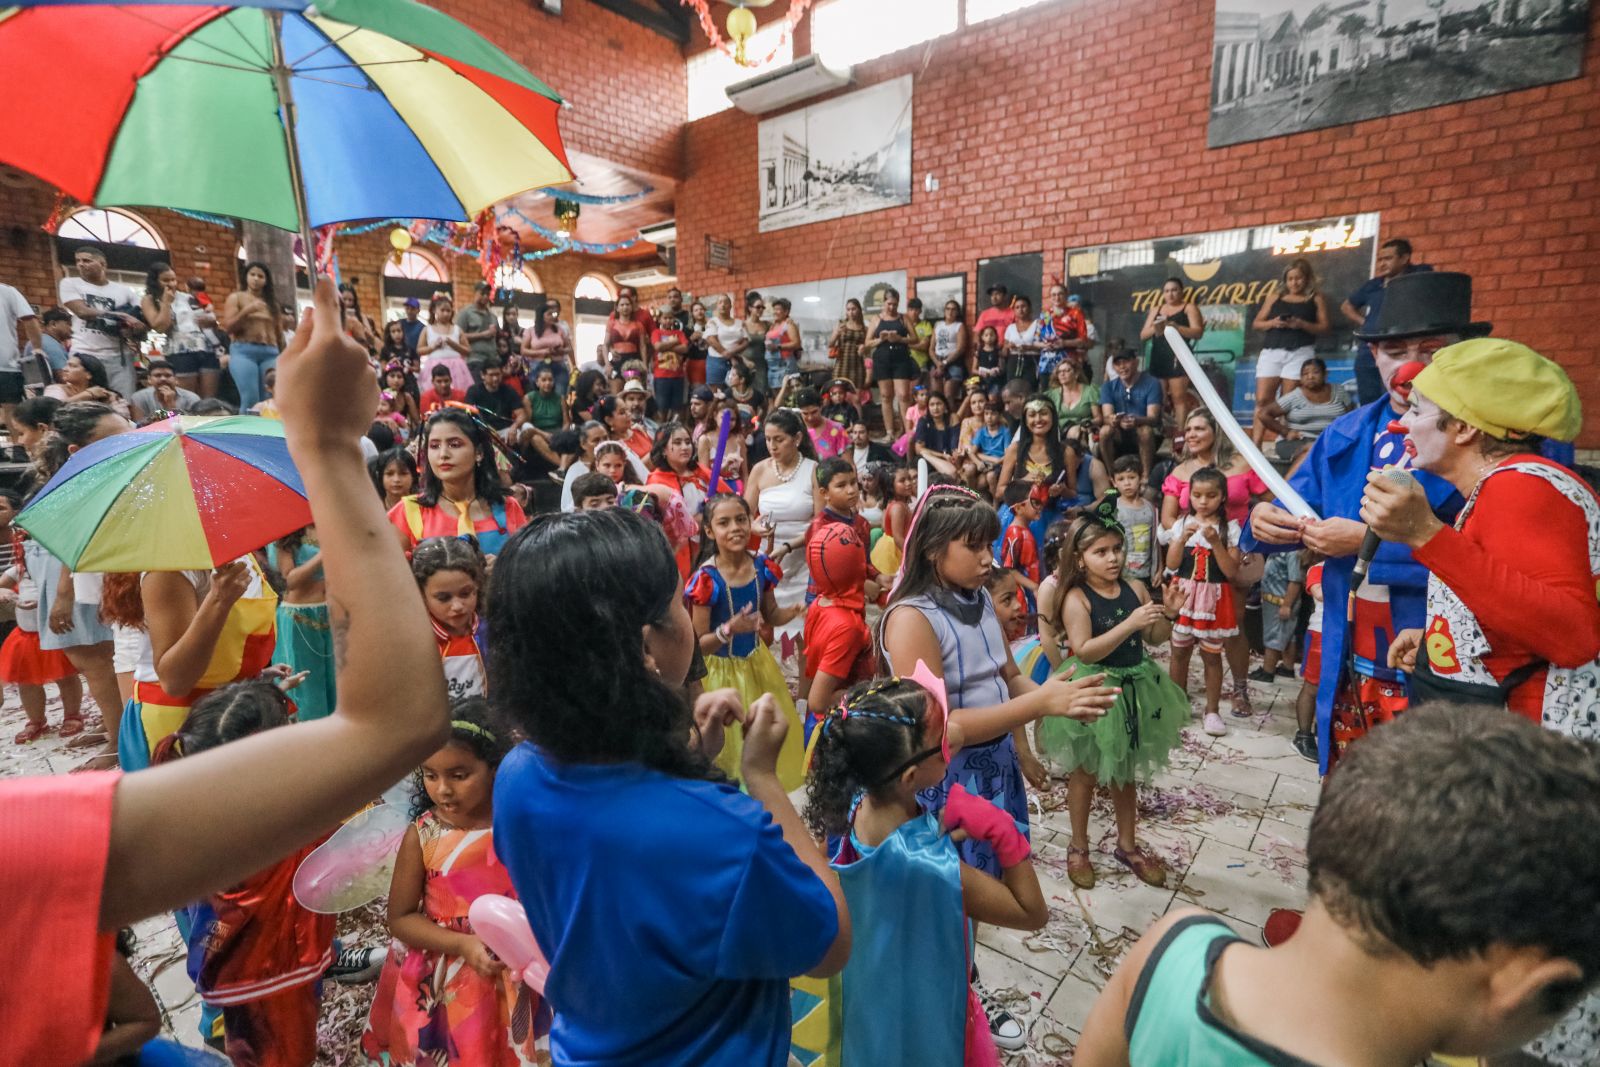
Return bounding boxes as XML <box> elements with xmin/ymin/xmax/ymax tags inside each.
<box><xmin>878</xmin><ymin>484</ymin><xmax>1118</xmax><ymax>1050</ymax></box>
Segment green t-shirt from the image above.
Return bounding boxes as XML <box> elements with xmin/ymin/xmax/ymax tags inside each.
<box><xmin>457</xmin><ymin>304</ymin><xmax>498</xmax><ymax>361</ymax></box>
<box><xmin>526</xmin><ymin>390</ymin><xmax>564</xmax><ymax>431</ymax></box>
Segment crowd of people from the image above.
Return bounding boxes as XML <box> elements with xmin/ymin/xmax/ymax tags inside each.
<box><xmin>0</xmin><ymin>228</ymin><xmax>1596</xmax><ymax>1067</ymax></box>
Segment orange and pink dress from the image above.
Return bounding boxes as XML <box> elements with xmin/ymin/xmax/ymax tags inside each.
<box><xmin>361</xmin><ymin>811</ymin><xmax>551</xmax><ymax>1066</ymax></box>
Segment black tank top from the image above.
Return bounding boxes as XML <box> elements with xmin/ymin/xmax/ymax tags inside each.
<box><xmin>873</xmin><ymin>315</ymin><xmax>909</xmax><ymax>357</ymax></box>
<box><xmin>1263</xmin><ymin>296</ymin><xmax>1318</xmax><ymax>351</ymax></box>
<box><xmin>1082</xmin><ymin>579</ymin><xmax>1144</xmax><ymax>668</ymax></box>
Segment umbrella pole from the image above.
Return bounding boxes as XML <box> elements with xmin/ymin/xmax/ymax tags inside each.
<box><xmin>269</xmin><ymin>11</ymin><xmax>319</xmax><ymax>282</ymax></box>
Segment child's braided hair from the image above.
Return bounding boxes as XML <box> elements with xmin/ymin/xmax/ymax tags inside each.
<box><xmin>803</xmin><ymin>677</ymin><xmax>935</xmax><ymax>840</ymax></box>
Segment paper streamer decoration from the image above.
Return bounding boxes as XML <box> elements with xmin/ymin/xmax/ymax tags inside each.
<box><xmin>469</xmin><ymin>895</ymin><xmax>552</xmax><ymax>994</ymax></box>
<box><xmin>1164</xmin><ymin>326</ymin><xmax>1320</xmax><ymax>520</ymax></box>
<box><xmin>292</xmin><ymin>802</ymin><xmax>411</xmax><ymax>914</ymax></box>
<box><xmin>917</xmin><ymin>458</ymin><xmax>930</xmax><ymax>503</ymax></box>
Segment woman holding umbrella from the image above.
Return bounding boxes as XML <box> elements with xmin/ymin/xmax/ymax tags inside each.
<box><xmin>389</xmin><ymin>408</ymin><xmax>528</xmax><ymax>559</ymax></box>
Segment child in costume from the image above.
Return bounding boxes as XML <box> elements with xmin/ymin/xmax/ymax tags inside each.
<box><xmin>879</xmin><ymin>485</ymin><xmax>1116</xmax><ymax>1051</ymax></box>
<box><xmin>1163</xmin><ymin>466</ymin><xmax>1242</xmax><ymax>737</ymax></box>
<box><xmin>1035</xmin><ymin>498</ymin><xmax>1189</xmax><ymax>890</ymax></box>
<box><xmin>687</xmin><ymin>493</ymin><xmax>805</xmax><ymax>787</ymax></box>
<box><xmin>804</xmin><ymin>675</ymin><xmax>1047</xmax><ymax>1067</ymax></box>
<box><xmin>271</xmin><ymin>525</ymin><xmax>334</xmax><ymax>722</ymax></box>
<box><xmin>413</xmin><ymin>537</ymin><xmax>490</xmax><ymax>702</ymax></box>
<box><xmin>997</xmin><ymin>481</ymin><xmax>1042</xmax><ymax>625</ymax></box>
<box><xmin>868</xmin><ymin>465</ymin><xmax>915</xmax><ymax>578</ymax></box>
<box><xmin>362</xmin><ymin>702</ymin><xmax>550</xmax><ymax>1066</ymax></box>
<box><xmin>802</xmin><ymin>521</ymin><xmax>875</xmax><ymax>740</ymax></box>
<box><xmin>1</xmin><ymin>552</ymin><xmax>84</xmax><ymax>743</ymax></box>
<box><xmin>1076</xmin><ymin>706</ymin><xmax>1600</xmax><ymax>1067</ymax></box>
<box><xmin>152</xmin><ymin>682</ymin><xmax>335</xmax><ymax>1067</ymax></box>
<box><xmin>1293</xmin><ymin>557</ymin><xmax>1325</xmax><ymax>765</ymax></box>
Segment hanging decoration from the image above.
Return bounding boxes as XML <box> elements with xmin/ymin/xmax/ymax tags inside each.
<box><xmin>40</xmin><ymin>191</ymin><xmax>72</xmax><ymax>235</ymax></box>
<box><xmin>679</xmin><ymin>0</ymin><xmax>815</xmax><ymax>68</ymax></box>
<box><xmin>537</xmin><ymin>185</ymin><xmax>654</xmax><ymax>207</ymax></box>
<box><xmin>553</xmin><ymin>198</ymin><xmax>580</xmax><ymax>234</ymax></box>
<box><xmin>388</xmin><ymin>226</ymin><xmax>412</xmax><ymax>266</ymax></box>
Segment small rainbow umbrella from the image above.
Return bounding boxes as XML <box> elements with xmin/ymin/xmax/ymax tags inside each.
<box><xmin>0</xmin><ymin>0</ymin><xmax>572</xmax><ymax>262</ymax></box>
<box><xmin>16</xmin><ymin>415</ymin><xmax>311</xmax><ymax>572</ymax></box>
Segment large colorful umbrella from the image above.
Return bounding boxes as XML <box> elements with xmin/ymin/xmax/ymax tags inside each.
<box><xmin>0</xmin><ymin>0</ymin><xmax>572</xmax><ymax>258</ymax></box>
<box><xmin>16</xmin><ymin>415</ymin><xmax>311</xmax><ymax>572</ymax></box>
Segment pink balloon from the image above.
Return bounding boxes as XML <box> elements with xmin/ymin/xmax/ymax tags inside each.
<box><xmin>468</xmin><ymin>894</ymin><xmax>551</xmax><ymax>994</ymax></box>
<box><xmin>292</xmin><ymin>803</ymin><xmax>411</xmax><ymax>914</ymax></box>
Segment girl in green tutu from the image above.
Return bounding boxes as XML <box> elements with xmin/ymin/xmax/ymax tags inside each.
<box><xmin>1036</xmin><ymin>494</ymin><xmax>1189</xmax><ymax>890</ymax></box>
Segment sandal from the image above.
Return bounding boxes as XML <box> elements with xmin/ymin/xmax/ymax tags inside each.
<box><xmin>1229</xmin><ymin>682</ymin><xmax>1256</xmax><ymax>719</ymax></box>
<box><xmin>13</xmin><ymin>721</ymin><xmax>49</xmax><ymax>745</ymax></box>
<box><xmin>1066</xmin><ymin>846</ymin><xmax>1096</xmax><ymax>890</ymax></box>
<box><xmin>1114</xmin><ymin>844</ymin><xmax>1168</xmax><ymax>888</ymax></box>
<box><xmin>58</xmin><ymin>715</ymin><xmax>86</xmax><ymax>738</ymax></box>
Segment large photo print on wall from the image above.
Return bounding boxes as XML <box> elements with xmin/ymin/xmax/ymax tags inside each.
<box><xmin>758</xmin><ymin>74</ymin><xmax>913</xmax><ymax>233</ymax></box>
<box><xmin>1066</xmin><ymin>214</ymin><xmax>1379</xmax><ymax>418</ymax></box>
<box><xmin>1208</xmin><ymin>0</ymin><xmax>1590</xmax><ymax>147</ymax></box>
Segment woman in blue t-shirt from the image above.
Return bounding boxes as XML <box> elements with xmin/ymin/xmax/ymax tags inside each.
<box><xmin>487</xmin><ymin>508</ymin><xmax>851</xmax><ymax>1067</ymax></box>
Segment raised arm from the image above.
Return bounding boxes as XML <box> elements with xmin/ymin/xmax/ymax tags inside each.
<box><xmin>101</xmin><ymin>277</ymin><xmax>449</xmax><ymax>930</ymax></box>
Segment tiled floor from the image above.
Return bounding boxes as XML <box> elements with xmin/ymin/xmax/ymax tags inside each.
<box><xmin>992</xmin><ymin>672</ymin><xmax>1317</xmax><ymax>1064</ymax></box>
<box><xmin>1</xmin><ymin>667</ymin><xmax>1316</xmax><ymax>1064</ymax></box>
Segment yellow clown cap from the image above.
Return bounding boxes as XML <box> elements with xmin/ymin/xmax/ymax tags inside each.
<box><xmin>1411</xmin><ymin>339</ymin><xmax>1583</xmax><ymax>443</ymax></box>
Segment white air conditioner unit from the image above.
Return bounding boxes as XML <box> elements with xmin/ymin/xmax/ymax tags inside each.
<box><xmin>615</xmin><ymin>265</ymin><xmax>676</xmax><ymax>288</ymax></box>
<box><xmin>726</xmin><ymin>54</ymin><xmax>852</xmax><ymax>115</ymax></box>
<box><xmin>638</xmin><ymin>220</ymin><xmax>677</xmax><ymax>246</ymax></box>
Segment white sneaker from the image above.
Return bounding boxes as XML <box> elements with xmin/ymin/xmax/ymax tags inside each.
<box><xmin>975</xmin><ymin>982</ymin><xmax>1026</xmax><ymax>1052</ymax></box>
<box><xmin>1203</xmin><ymin>712</ymin><xmax>1228</xmax><ymax>737</ymax></box>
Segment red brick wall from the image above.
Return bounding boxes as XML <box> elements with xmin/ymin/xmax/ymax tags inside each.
<box><xmin>438</xmin><ymin>0</ymin><xmax>686</xmax><ymax>178</ymax></box>
<box><xmin>677</xmin><ymin>0</ymin><xmax>1600</xmax><ymax>445</ymax></box>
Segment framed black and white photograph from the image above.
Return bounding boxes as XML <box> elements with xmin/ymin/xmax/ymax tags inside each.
<box><xmin>757</xmin><ymin>74</ymin><xmax>913</xmax><ymax>233</ymax></box>
<box><xmin>977</xmin><ymin>252</ymin><xmax>1042</xmax><ymax>316</ymax></box>
<box><xmin>1208</xmin><ymin>0</ymin><xmax>1591</xmax><ymax>147</ymax></box>
<box><xmin>913</xmin><ymin>272</ymin><xmax>966</xmax><ymax>318</ymax></box>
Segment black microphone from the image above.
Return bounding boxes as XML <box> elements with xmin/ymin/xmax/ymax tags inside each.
<box><xmin>1351</xmin><ymin>467</ymin><xmax>1417</xmax><ymax>597</ymax></box>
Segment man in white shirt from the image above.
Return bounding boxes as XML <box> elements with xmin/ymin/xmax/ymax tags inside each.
<box><xmin>0</xmin><ymin>281</ymin><xmax>43</xmax><ymax>423</ymax></box>
<box><xmin>57</xmin><ymin>247</ymin><xmax>143</xmax><ymax>396</ymax></box>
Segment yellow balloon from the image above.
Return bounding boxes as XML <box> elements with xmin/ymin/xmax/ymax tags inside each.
<box><xmin>390</xmin><ymin>227</ymin><xmax>413</xmax><ymax>252</ymax></box>
<box><xmin>726</xmin><ymin>5</ymin><xmax>756</xmax><ymax>42</ymax></box>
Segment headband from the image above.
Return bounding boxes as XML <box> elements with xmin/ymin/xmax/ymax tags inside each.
<box><xmin>887</xmin><ymin>483</ymin><xmax>983</xmax><ymax>598</ymax></box>
<box><xmin>451</xmin><ymin>720</ymin><xmax>496</xmax><ymax>744</ymax></box>
<box><xmin>801</xmin><ymin>661</ymin><xmax>951</xmax><ymax>773</ymax></box>
<box><xmin>1074</xmin><ymin>489</ymin><xmax>1125</xmax><ymax>547</ymax></box>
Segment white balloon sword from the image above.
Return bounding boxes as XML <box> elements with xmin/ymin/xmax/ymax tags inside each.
<box><xmin>1164</xmin><ymin>326</ymin><xmax>1320</xmax><ymax>520</ymax></box>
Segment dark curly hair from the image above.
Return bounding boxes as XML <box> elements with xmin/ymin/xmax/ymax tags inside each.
<box><xmin>407</xmin><ymin>696</ymin><xmax>511</xmax><ymax>818</ymax></box>
<box><xmin>802</xmin><ymin>677</ymin><xmax>936</xmax><ymax>840</ymax></box>
<box><xmin>487</xmin><ymin>508</ymin><xmax>712</xmax><ymax>780</ymax></box>
<box><xmin>693</xmin><ymin>491</ymin><xmax>750</xmax><ymax>569</ymax></box>
<box><xmin>150</xmin><ymin>680</ymin><xmax>291</xmax><ymax>764</ymax></box>
<box><xmin>1308</xmin><ymin>704</ymin><xmax>1600</xmax><ymax>1016</ymax></box>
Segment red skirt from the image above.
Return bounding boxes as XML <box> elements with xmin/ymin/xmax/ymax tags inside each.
<box><xmin>1329</xmin><ymin>674</ymin><xmax>1408</xmax><ymax>770</ymax></box>
<box><xmin>0</xmin><ymin>627</ymin><xmax>74</xmax><ymax>685</ymax></box>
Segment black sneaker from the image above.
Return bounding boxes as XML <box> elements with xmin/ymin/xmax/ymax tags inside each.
<box><xmin>975</xmin><ymin>982</ymin><xmax>1026</xmax><ymax>1052</ymax></box>
<box><xmin>1292</xmin><ymin>730</ymin><xmax>1318</xmax><ymax>764</ymax></box>
<box><xmin>1247</xmin><ymin>667</ymin><xmax>1276</xmax><ymax>683</ymax></box>
<box><xmin>326</xmin><ymin>945</ymin><xmax>386</xmax><ymax>984</ymax></box>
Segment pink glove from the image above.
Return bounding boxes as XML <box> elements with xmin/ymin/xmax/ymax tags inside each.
<box><xmin>943</xmin><ymin>783</ymin><xmax>1030</xmax><ymax>868</ymax></box>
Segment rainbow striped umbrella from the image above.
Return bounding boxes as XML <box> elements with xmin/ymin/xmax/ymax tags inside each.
<box><xmin>0</xmin><ymin>0</ymin><xmax>572</xmax><ymax>257</ymax></box>
<box><xmin>17</xmin><ymin>415</ymin><xmax>311</xmax><ymax>572</ymax></box>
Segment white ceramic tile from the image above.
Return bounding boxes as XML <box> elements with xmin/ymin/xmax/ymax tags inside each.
<box><xmin>1268</xmin><ymin>773</ymin><xmax>1321</xmax><ymax>808</ymax></box>
<box><xmin>1190</xmin><ymin>759</ymin><xmax>1279</xmax><ymax>801</ymax></box>
<box><xmin>1174</xmin><ymin>837</ymin><xmax>1308</xmax><ymax>928</ymax></box>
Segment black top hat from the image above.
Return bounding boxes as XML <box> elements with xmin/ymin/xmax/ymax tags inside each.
<box><xmin>1354</xmin><ymin>271</ymin><xmax>1491</xmax><ymax>342</ymax></box>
